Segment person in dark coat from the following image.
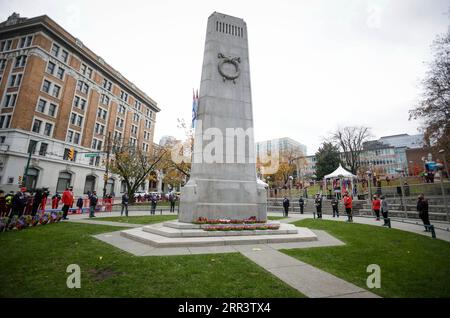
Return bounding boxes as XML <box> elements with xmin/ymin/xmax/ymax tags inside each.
<box><xmin>0</xmin><ymin>190</ymin><xmax>7</xmax><ymax>217</ymax></box>
<box><xmin>314</xmin><ymin>194</ymin><xmax>323</xmax><ymax>219</ymax></box>
<box><xmin>89</xmin><ymin>191</ymin><xmax>98</xmax><ymax>218</ymax></box>
<box><xmin>150</xmin><ymin>194</ymin><xmax>157</xmax><ymax>215</ymax></box>
<box><xmin>31</xmin><ymin>188</ymin><xmax>43</xmax><ymax>216</ymax></box>
<box><xmin>11</xmin><ymin>191</ymin><xmax>26</xmax><ymax>218</ymax></box>
<box><xmin>76</xmin><ymin>197</ymin><xmax>84</xmax><ymax>213</ymax></box>
<box><xmin>282</xmin><ymin>197</ymin><xmax>289</xmax><ymax>217</ymax></box>
<box><xmin>331</xmin><ymin>196</ymin><xmax>339</xmax><ymax>217</ymax></box>
<box><xmin>298</xmin><ymin>196</ymin><xmax>304</xmax><ymax>214</ymax></box>
<box><xmin>417</xmin><ymin>194</ymin><xmax>430</xmax><ymax>231</ymax></box>
<box><xmin>121</xmin><ymin>193</ymin><xmax>129</xmax><ymax>217</ymax></box>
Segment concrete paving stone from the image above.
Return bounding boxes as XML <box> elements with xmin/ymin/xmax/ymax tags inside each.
<box><xmin>139</xmin><ymin>247</ymin><xmax>192</xmax><ymax>256</ymax></box>
<box><xmin>187</xmin><ymin>246</ymin><xmax>238</xmax><ymax>255</ymax></box>
<box><xmin>267</xmin><ymin>264</ymin><xmax>369</xmax><ymax>298</ymax></box>
<box><xmin>241</xmin><ymin>249</ymin><xmax>309</xmax><ymax>269</ymax></box>
<box><xmin>330</xmin><ymin>291</ymin><xmax>382</xmax><ymax>298</ymax></box>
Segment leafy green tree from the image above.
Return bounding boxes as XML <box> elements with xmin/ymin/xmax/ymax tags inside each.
<box><xmin>409</xmin><ymin>28</ymin><xmax>450</xmax><ymax>155</ymax></box>
<box><xmin>315</xmin><ymin>142</ymin><xmax>341</xmax><ymax>180</ymax></box>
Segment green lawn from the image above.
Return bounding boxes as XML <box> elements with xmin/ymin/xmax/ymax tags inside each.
<box><xmin>0</xmin><ymin>222</ymin><xmax>303</xmax><ymax>298</ymax></box>
<box><xmin>95</xmin><ymin>215</ymin><xmax>178</xmax><ymax>224</ymax></box>
<box><xmin>283</xmin><ymin>219</ymin><xmax>450</xmax><ymax>298</ymax></box>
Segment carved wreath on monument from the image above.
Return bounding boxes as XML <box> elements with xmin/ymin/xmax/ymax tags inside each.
<box><xmin>218</xmin><ymin>53</ymin><xmax>241</xmax><ymax>83</ymax></box>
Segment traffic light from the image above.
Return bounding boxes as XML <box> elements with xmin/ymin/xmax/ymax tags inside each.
<box><xmin>18</xmin><ymin>175</ymin><xmax>22</xmax><ymax>185</ymax></box>
<box><xmin>68</xmin><ymin>148</ymin><xmax>75</xmax><ymax>161</ymax></box>
<box><xmin>104</xmin><ymin>173</ymin><xmax>108</xmax><ymax>182</ymax></box>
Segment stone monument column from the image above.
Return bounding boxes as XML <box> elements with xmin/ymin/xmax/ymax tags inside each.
<box><xmin>179</xmin><ymin>12</ymin><xmax>267</xmax><ymax>223</ymax></box>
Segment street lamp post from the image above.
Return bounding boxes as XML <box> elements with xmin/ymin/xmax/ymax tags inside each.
<box><xmin>395</xmin><ymin>168</ymin><xmax>408</xmax><ymax>219</ymax></box>
<box><xmin>436</xmin><ymin>163</ymin><xmax>449</xmax><ymax>222</ymax></box>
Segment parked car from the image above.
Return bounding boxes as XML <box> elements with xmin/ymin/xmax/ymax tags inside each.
<box><xmin>133</xmin><ymin>191</ymin><xmax>148</xmax><ymax>199</ymax></box>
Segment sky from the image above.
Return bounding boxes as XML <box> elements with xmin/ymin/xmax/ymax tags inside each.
<box><xmin>1</xmin><ymin>0</ymin><xmax>448</xmax><ymax>155</ymax></box>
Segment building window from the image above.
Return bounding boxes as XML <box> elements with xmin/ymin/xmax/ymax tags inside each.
<box><xmin>46</xmin><ymin>61</ymin><xmax>56</xmax><ymax>75</ymax></box>
<box><xmin>32</xmin><ymin>119</ymin><xmax>42</xmax><ymax>133</ymax></box>
<box><xmin>80</xmin><ymin>63</ymin><xmax>92</xmax><ymax>78</ymax></box>
<box><xmin>3</xmin><ymin>94</ymin><xmax>17</xmax><ymax>107</ymax></box>
<box><xmin>95</xmin><ymin>123</ymin><xmax>105</xmax><ymax>135</ymax></box>
<box><xmin>39</xmin><ymin>142</ymin><xmax>48</xmax><ymax>156</ymax></box>
<box><xmin>97</xmin><ymin>108</ymin><xmax>107</xmax><ymax>120</ymax></box>
<box><xmin>130</xmin><ymin>137</ymin><xmax>137</xmax><ymax>147</ymax></box>
<box><xmin>0</xmin><ymin>39</ymin><xmax>12</xmax><ymax>52</ymax></box>
<box><xmin>52</xmin><ymin>84</ymin><xmax>61</xmax><ymax>98</ymax></box>
<box><xmin>92</xmin><ymin>138</ymin><xmax>103</xmax><ymax>150</ymax></box>
<box><xmin>103</xmin><ymin>78</ymin><xmax>112</xmax><ymax>91</ymax></box>
<box><xmin>61</xmin><ymin>50</ymin><xmax>69</xmax><ymax>63</ymax></box>
<box><xmin>43</xmin><ymin>122</ymin><xmax>53</xmax><ymax>136</ymax></box>
<box><xmin>48</xmin><ymin>103</ymin><xmax>57</xmax><ymax>117</ymax></box>
<box><xmin>8</xmin><ymin>73</ymin><xmax>22</xmax><ymax>87</ymax></box>
<box><xmin>42</xmin><ymin>80</ymin><xmax>51</xmax><ymax>93</ymax></box>
<box><xmin>37</xmin><ymin>99</ymin><xmax>46</xmax><ymax>113</ymax></box>
<box><xmin>135</xmin><ymin>100</ymin><xmax>141</xmax><ymax>110</ymax></box>
<box><xmin>73</xmin><ymin>96</ymin><xmax>86</xmax><ymax>111</ymax></box>
<box><xmin>56</xmin><ymin>172</ymin><xmax>72</xmax><ymax>192</ymax></box>
<box><xmin>101</xmin><ymin>94</ymin><xmax>110</xmax><ymax>105</ymax></box>
<box><xmin>0</xmin><ymin>59</ymin><xmax>6</xmax><ymax>71</ymax></box>
<box><xmin>145</xmin><ymin>119</ymin><xmax>151</xmax><ymax>129</ymax></box>
<box><xmin>0</xmin><ymin>114</ymin><xmax>11</xmax><ymax>128</ymax></box>
<box><xmin>14</xmin><ymin>55</ymin><xmax>27</xmax><ymax>68</ymax></box>
<box><xmin>114</xmin><ymin>131</ymin><xmax>122</xmax><ymax>141</ymax></box>
<box><xmin>70</xmin><ymin>113</ymin><xmax>83</xmax><ymax>127</ymax></box>
<box><xmin>66</xmin><ymin>130</ymin><xmax>73</xmax><ymax>143</ymax></box>
<box><xmin>115</xmin><ymin>117</ymin><xmax>124</xmax><ymax>129</ymax></box>
<box><xmin>19</xmin><ymin>35</ymin><xmax>33</xmax><ymax>48</ymax></box>
<box><xmin>28</xmin><ymin>140</ymin><xmax>38</xmax><ymax>154</ymax></box>
<box><xmin>74</xmin><ymin>132</ymin><xmax>80</xmax><ymax>144</ymax></box>
<box><xmin>133</xmin><ymin>113</ymin><xmax>140</xmax><ymax>122</ymax></box>
<box><xmin>131</xmin><ymin>125</ymin><xmax>138</xmax><ymax>135</ymax></box>
<box><xmin>120</xmin><ymin>90</ymin><xmax>128</xmax><ymax>102</ymax></box>
<box><xmin>56</xmin><ymin>67</ymin><xmax>65</xmax><ymax>80</ymax></box>
<box><xmin>118</xmin><ymin>104</ymin><xmax>126</xmax><ymax>115</ymax></box>
<box><xmin>51</xmin><ymin>43</ymin><xmax>60</xmax><ymax>57</ymax></box>
<box><xmin>77</xmin><ymin>80</ymin><xmax>89</xmax><ymax>94</ymax></box>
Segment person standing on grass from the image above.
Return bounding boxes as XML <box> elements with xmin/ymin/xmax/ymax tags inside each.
<box><xmin>76</xmin><ymin>196</ymin><xmax>84</xmax><ymax>214</ymax></box>
<box><xmin>380</xmin><ymin>195</ymin><xmax>389</xmax><ymax>226</ymax></box>
<box><xmin>169</xmin><ymin>191</ymin><xmax>176</xmax><ymax>213</ymax></box>
<box><xmin>331</xmin><ymin>196</ymin><xmax>339</xmax><ymax>218</ymax></box>
<box><xmin>61</xmin><ymin>187</ymin><xmax>73</xmax><ymax>220</ymax></box>
<box><xmin>89</xmin><ymin>191</ymin><xmax>98</xmax><ymax>218</ymax></box>
<box><xmin>150</xmin><ymin>194</ymin><xmax>157</xmax><ymax>215</ymax></box>
<box><xmin>0</xmin><ymin>190</ymin><xmax>6</xmax><ymax>217</ymax></box>
<box><xmin>372</xmin><ymin>195</ymin><xmax>381</xmax><ymax>221</ymax></box>
<box><xmin>121</xmin><ymin>193</ymin><xmax>129</xmax><ymax>217</ymax></box>
<box><xmin>282</xmin><ymin>196</ymin><xmax>289</xmax><ymax>217</ymax></box>
<box><xmin>343</xmin><ymin>191</ymin><xmax>353</xmax><ymax>222</ymax></box>
<box><xmin>298</xmin><ymin>196</ymin><xmax>304</xmax><ymax>214</ymax></box>
<box><xmin>314</xmin><ymin>193</ymin><xmax>322</xmax><ymax>219</ymax></box>
<box><xmin>417</xmin><ymin>194</ymin><xmax>430</xmax><ymax>232</ymax></box>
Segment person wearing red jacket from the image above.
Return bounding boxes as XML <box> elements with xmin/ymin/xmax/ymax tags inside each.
<box><xmin>372</xmin><ymin>195</ymin><xmax>381</xmax><ymax>221</ymax></box>
<box><xmin>343</xmin><ymin>191</ymin><xmax>353</xmax><ymax>222</ymax></box>
<box><xmin>61</xmin><ymin>187</ymin><xmax>73</xmax><ymax>220</ymax></box>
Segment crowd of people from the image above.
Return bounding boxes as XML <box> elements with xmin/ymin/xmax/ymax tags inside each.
<box><xmin>280</xmin><ymin>191</ymin><xmax>432</xmax><ymax>231</ymax></box>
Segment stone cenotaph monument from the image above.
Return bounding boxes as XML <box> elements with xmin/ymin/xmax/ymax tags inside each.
<box><xmin>178</xmin><ymin>12</ymin><xmax>267</xmax><ymax>223</ymax></box>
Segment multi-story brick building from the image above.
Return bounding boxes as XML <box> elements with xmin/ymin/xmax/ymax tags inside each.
<box><xmin>0</xmin><ymin>13</ymin><xmax>160</xmax><ymax>196</ymax></box>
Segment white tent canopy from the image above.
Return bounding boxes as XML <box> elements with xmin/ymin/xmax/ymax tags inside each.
<box><xmin>324</xmin><ymin>164</ymin><xmax>357</xmax><ymax>179</ymax></box>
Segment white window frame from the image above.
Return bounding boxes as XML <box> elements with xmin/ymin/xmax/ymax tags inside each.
<box><xmin>8</xmin><ymin>72</ymin><xmax>23</xmax><ymax>87</ymax></box>
<box><xmin>73</xmin><ymin>95</ymin><xmax>87</xmax><ymax>111</ymax></box>
<box><xmin>31</xmin><ymin>116</ymin><xmax>54</xmax><ymax>137</ymax></box>
<box><xmin>0</xmin><ymin>113</ymin><xmax>12</xmax><ymax>129</ymax></box>
<box><xmin>2</xmin><ymin>93</ymin><xmax>17</xmax><ymax>108</ymax></box>
<box><xmin>35</xmin><ymin>97</ymin><xmax>58</xmax><ymax>118</ymax></box>
<box><xmin>18</xmin><ymin>35</ymin><xmax>33</xmax><ymax>49</ymax></box>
